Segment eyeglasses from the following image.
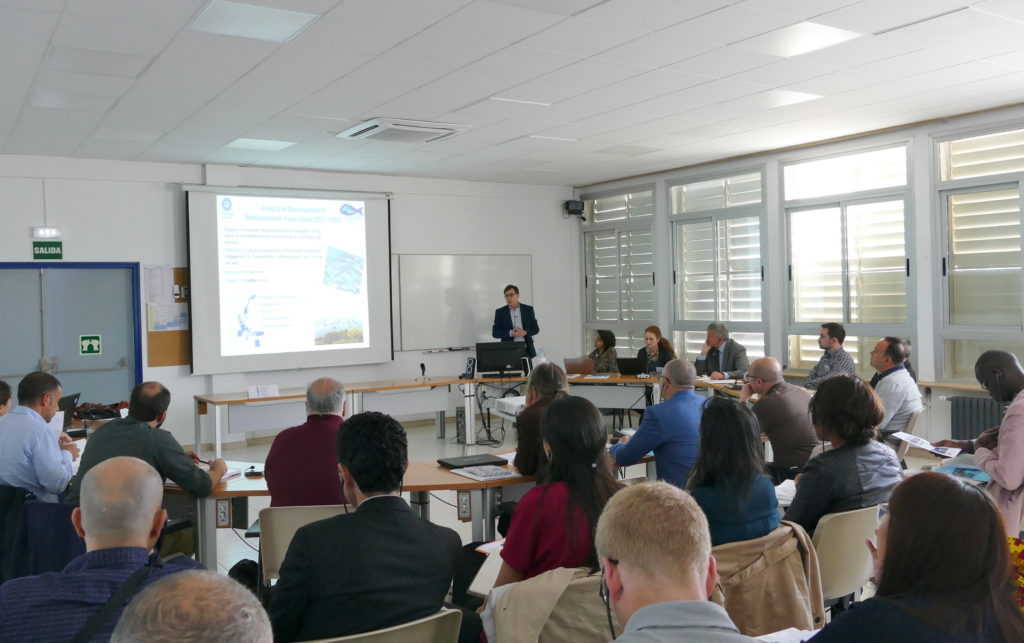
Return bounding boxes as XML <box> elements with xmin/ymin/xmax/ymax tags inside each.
<box><xmin>503</xmin><ymin>292</ymin><xmax>516</xmax><ymax>298</ymax></box>
<box><xmin>599</xmin><ymin>558</ymin><xmax>618</xmax><ymax>639</ymax></box>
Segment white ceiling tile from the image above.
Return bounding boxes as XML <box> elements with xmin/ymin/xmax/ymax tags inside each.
<box><xmin>730</xmin><ymin>58</ymin><xmax>837</xmax><ymax>86</ymax></box>
<box><xmin>287</xmin><ymin>15</ymin><xmax>419</xmax><ymax>58</ymax></box>
<box><xmin>200</xmin><ymin>147</ymin><xmax>277</xmax><ymax>165</ymax></box>
<box><xmin>5</xmin><ymin>107</ymin><xmax>105</xmax><ymax>155</ymax></box>
<box><xmin>571</xmin><ymin>111</ymin><xmax>659</xmax><ymax>135</ymax></box>
<box><xmin>64</xmin><ymin>0</ymin><xmax>207</xmax><ymax>28</ymax></box>
<box><xmin>239</xmin><ymin>0</ymin><xmax>341</xmax><ymax>14</ymax></box>
<box><xmin>371</xmin><ymin>89</ymin><xmax>480</xmax><ymax>120</ymax></box>
<box><xmin>516</xmin><ymin>18</ymin><xmax>647</xmax><ymax>57</ymax></box>
<box><xmin>986</xmin><ymin>50</ymin><xmax>1024</xmax><ymax>71</ymax></box>
<box><xmin>340</xmin><ymin>57</ymin><xmax>452</xmax><ymax>89</ymax></box>
<box><xmin>735</xmin><ymin>0</ymin><xmax>862</xmax><ymax>20</ymax></box>
<box><xmin>974</xmin><ymin>0</ymin><xmax>1024</xmax><ymax>22</ymax></box>
<box><xmin>73</xmin><ymin>137</ymin><xmax>151</xmax><ymax>159</ymax></box>
<box><xmin>668</xmin><ymin>46</ymin><xmax>781</xmax><ymax>77</ymax></box>
<box><xmin>908</xmin><ymin>60</ymin><xmax>1016</xmax><ymax>88</ymax></box>
<box><xmin>798</xmin><ymin>32</ymin><xmax>921</xmax><ymax>67</ymax></box>
<box><xmin>528</xmin><ymin>58</ymin><xmax>648</xmax><ymax>89</ymax></box>
<box><xmin>605</xmin><ymin>69</ymin><xmax>714</xmax><ymax>95</ymax></box>
<box><xmin>424</xmin><ymin>69</ymin><xmax>525</xmax><ymax>99</ymax></box>
<box><xmin>461</xmin><ymin>45</ymin><xmax>580</xmax><ymax>78</ymax></box>
<box><xmin>29</xmin><ymin>89</ymin><xmax>116</xmax><ymax>111</ymax></box>
<box><xmin>488</xmin><ymin>0</ymin><xmax>606</xmax><ymax>16</ymax></box>
<box><xmin>0</xmin><ymin>0</ymin><xmax>66</xmax><ymax>11</ymax></box>
<box><xmin>382</xmin><ymin>31</ymin><xmax>504</xmax><ymax>67</ymax></box>
<box><xmin>856</xmin><ymin>49</ymin><xmax>972</xmax><ymax>78</ymax></box>
<box><xmin>44</xmin><ymin>46</ymin><xmax>151</xmax><ymax>78</ymax></box>
<box><xmin>240</xmin><ymin>114</ymin><xmax>339</xmax><ymax>140</ymax></box>
<box><xmin>430</xmin><ymin>1</ymin><xmax>564</xmax><ymax>44</ymax></box>
<box><xmin>488</xmin><ymin>76</ymin><xmax>590</xmax><ymax>104</ymax></box>
<box><xmin>0</xmin><ymin>5</ymin><xmax>60</xmax><ymax>43</ymax></box>
<box><xmin>233</xmin><ymin>56</ymin><xmax>371</xmax><ymax>96</ymax></box>
<box><xmin>931</xmin><ymin>21</ymin><xmax>1024</xmax><ymax>60</ymax></box>
<box><xmin>0</xmin><ymin>37</ymin><xmax>47</xmax><ymax>71</ymax></box>
<box><xmin>595</xmin><ymin>31</ymin><xmax>718</xmax><ymax>68</ymax></box>
<box><xmin>52</xmin><ymin>14</ymin><xmax>177</xmax><ymax>56</ymax></box>
<box><xmin>783</xmin><ymin>69</ymin><xmax>886</xmax><ymax>95</ymax></box>
<box><xmin>289</xmin><ymin>82</ymin><xmax>405</xmax><ymax>121</ymax></box>
<box><xmin>814</xmin><ymin>0</ymin><xmax>970</xmax><ymax>35</ymax></box>
<box><xmin>831</xmin><ymin>78</ymin><xmax>937</xmax><ymax>106</ymax></box>
<box><xmin>529</xmin><ymin>122</ymin><xmax>610</xmax><ymax>140</ymax></box>
<box><xmin>33</xmin><ymin>69</ymin><xmax>134</xmax><ymax>97</ymax></box>
<box><xmin>326</xmin><ymin>0</ymin><xmax>472</xmax><ymax>29</ymax></box>
<box><xmin>881</xmin><ymin>8</ymin><xmax>1010</xmax><ymax>48</ymax></box>
<box><xmin>557</xmin><ymin>87</ymin><xmax>654</xmax><ymax>111</ymax></box>
<box><xmin>627</xmin><ymin>79</ymin><xmax>766</xmax><ymax>116</ymax></box>
<box><xmin>660</xmin><ymin>6</ymin><xmax>799</xmax><ymax>45</ymax></box>
<box><xmin>578</xmin><ymin>0</ymin><xmax>727</xmax><ymax>32</ymax></box>
<box><xmin>160</xmin><ymin>30</ymin><xmax>280</xmax><ymax>71</ymax></box>
<box><xmin>100</xmin><ymin>92</ymin><xmax>210</xmax><ymax>131</ymax></box>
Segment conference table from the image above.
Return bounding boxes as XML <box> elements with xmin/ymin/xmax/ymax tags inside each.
<box><xmin>176</xmin><ymin>458</ymin><xmax>535</xmax><ymax>569</ymax></box>
<box><xmin>194</xmin><ymin>374</ymin><xmax>665</xmax><ymax>457</ymax></box>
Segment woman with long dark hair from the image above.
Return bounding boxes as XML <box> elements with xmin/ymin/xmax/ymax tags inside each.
<box><xmin>495</xmin><ymin>396</ymin><xmax>620</xmax><ymax>587</ymax></box>
<box><xmin>688</xmin><ymin>397</ymin><xmax>779</xmax><ymax>546</ymax></box>
<box><xmin>636</xmin><ymin>325</ymin><xmax>675</xmax><ymax>374</ymax></box>
<box><xmin>810</xmin><ymin>472</ymin><xmax>1024</xmax><ymax>642</ymax></box>
<box><xmin>783</xmin><ymin>375</ymin><xmax>902</xmax><ymax>535</ymax></box>
<box><xmin>587</xmin><ymin>330</ymin><xmax>619</xmax><ymax>373</ymax></box>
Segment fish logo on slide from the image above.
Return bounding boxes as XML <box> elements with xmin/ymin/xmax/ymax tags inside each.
<box><xmin>339</xmin><ymin>204</ymin><xmax>363</xmax><ymax>216</ymax></box>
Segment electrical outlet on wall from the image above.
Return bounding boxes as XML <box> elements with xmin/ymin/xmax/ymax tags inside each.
<box><xmin>216</xmin><ymin>499</ymin><xmax>230</xmax><ymax>528</ymax></box>
<box><xmin>457</xmin><ymin>490</ymin><xmax>471</xmax><ymax>521</ymax></box>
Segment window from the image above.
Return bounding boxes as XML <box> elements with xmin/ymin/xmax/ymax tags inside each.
<box><xmin>784</xmin><ymin>146</ymin><xmax>910</xmax><ymax>376</ymax></box>
<box><xmin>670</xmin><ymin>171</ymin><xmax>765</xmax><ymax>361</ymax></box>
<box><xmin>582</xmin><ymin>187</ymin><xmax>655</xmax><ymax>351</ymax></box>
<box><xmin>938</xmin><ymin>127</ymin><xmax>1024</xmax><ymax>378</ymax></box>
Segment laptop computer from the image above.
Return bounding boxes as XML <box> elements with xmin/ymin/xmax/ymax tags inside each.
<box><xmin>58</xmin><ymin>393</ymin><xmax>80</xmax><ymax>428</ymax></box>
<box><xmin>438</xmin><ymin>454</ymin><xmax>508</xmax><ymax>469</ymax></box>
<box><xmin>617</xmin><ymin>358</ymin><xmax>646</xmax><ymax>376</ymax></box>
<box><xmin>563</xmin><ymin>357</ymin><xmax>595</xmax><ymax>375</ymax></box>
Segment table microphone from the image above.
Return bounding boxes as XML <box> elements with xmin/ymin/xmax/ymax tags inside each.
<box><xmin>420</xmin><ymin>363</ymin><xmax>426</xmax><ymax>378</ymax></box>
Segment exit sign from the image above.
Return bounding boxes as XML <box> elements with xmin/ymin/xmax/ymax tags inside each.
<box><xmin>33</xmin><ymin>241</ymin><xmax>63</xmax><ymax>260</ymax></box>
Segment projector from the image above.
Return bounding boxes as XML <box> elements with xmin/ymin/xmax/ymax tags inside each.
<box><xmin>495</xmin><ymin>395</ymin><xmax>527</xmax><ymax>416</ymax></box>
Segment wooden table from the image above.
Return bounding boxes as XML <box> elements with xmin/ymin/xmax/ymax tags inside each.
<box><xmin>194</xmin><ymin>377</ymin><xmax>464</xmax><ymax>457</ymax></box>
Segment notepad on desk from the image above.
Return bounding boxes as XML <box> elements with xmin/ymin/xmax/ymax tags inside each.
<box><xmin>450</xmin><ymin>466</ymin><xmax>520</xmax><ymax>482</ymax></box>
<box><xmin>583</xmin><ymin>374</ymin><xmax>612</xmax><ymax>379</ymax></box>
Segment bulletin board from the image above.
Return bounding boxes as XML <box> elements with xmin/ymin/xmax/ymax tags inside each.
<box><xmin>146</xmin><ymin>267</ymin><xmax>191</xmax><ymax>367</ymax></box>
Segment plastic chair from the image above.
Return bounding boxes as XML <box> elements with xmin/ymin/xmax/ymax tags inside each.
<box><xmin>812</xmin><ymin>506</ymin><xmax>880</xmax><ymax>604</ymax></box>
<box><xmin>305</xmin><ymin>609</ymin><xmax>462</xmax><ymax>642</ymax></box>
<box><xmin>895</xmin><ymin>409</ymin><xmax>924</xmax><ymax>462</ymax></box>
<box><xmin>258</xmin><ymin>504</ymin><xmax>351</xmax><ymax>587</ymax></box>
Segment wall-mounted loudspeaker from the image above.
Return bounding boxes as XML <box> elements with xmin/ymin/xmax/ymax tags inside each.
<box><xmin>564</xmin><ymin>200</ymin><xmax>584</xmax><ymax>215</ymax></box>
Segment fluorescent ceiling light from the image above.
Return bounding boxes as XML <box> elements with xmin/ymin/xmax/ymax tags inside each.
<box><xmin>32</xmin><ymin>227</ymin><xmax>61</xmax><ymax>239</ymax></box>
<box><xmin>225</xmin><ymin>138</ymin><xmax>296</xmax><ymax>151</ymax></box>
<box><xmin>738</xmin><ymin>22</ymin><xmax>861</xmax><ymax>58</ymax></box>
<box><xmin>489</xmin><ymin>97</ymin><xmax>552</xmax><ymax>107</ymax></box>
<box><xmin>529</xmin><ymin>135</ymin><xmax>578</xmax><ymax>142</ymax></box>
<box><xmin>189</xmin><ymin>0</ymin><xmax>319</xmax><ymax>43</ymax></box>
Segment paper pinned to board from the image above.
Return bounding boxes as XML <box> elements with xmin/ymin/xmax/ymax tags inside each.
<box><xmin>890</xmin><ymin>431</ymin><xmax>961</xmax><ymax>458</ymax></box>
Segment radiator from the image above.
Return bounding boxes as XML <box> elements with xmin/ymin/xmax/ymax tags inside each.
<box><xmin>950</xmin><ymin>396</ymin><xmax>1005</xmax><ymax>440</ymax></box>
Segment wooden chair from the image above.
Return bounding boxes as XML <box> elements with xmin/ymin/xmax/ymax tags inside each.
<box><xmin>305</xmin><ymin>609</ymin><xmax>462</xmax><ymax>643</ymax></box>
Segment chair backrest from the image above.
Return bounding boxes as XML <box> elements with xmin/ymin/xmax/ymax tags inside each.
<box><xmin>259</xmin><ymin>504</ymin><xmax>351</xmax><ymax>585</ymax></box>
<box><xmin>812</xmin><ymin>505</ymin><xmax>880</xmax><ymax>601</ymax></box>
<box><xmin>306</xmin><ymin>609</ymin><xmax>462</xmax><ymax>643</ymax></box>
<box><xmin>895</xmin><ymin>409</ymin><xmax>925</xmax><ymax>461</ymax></box>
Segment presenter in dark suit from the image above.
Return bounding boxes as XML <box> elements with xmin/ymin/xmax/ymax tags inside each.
<box><xmin>695</xmin><ymin>322</ymin><xmax>749</xmax><ymax>380</ymax></box>
<box><xmin>491</xmin><ymin>284</ymin><xmax>540</xmax><ymax>358</ymax></box>
<box><xmin>269</xmin><ymin>411</ymin><xmax>461</xmax><ymax>642</ymax></box>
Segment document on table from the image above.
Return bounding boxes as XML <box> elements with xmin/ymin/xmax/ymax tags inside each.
<box><xmin>475</xmin><ymin>538</ymin><xmax>506</xmax><ymax>555</ymax></box>
<box><xmin>165</xmin><ymin>465</ymin><xmax>241</xmax><ymax>487</ymax></box>
<box><xmin>583</xmin><ymin>374</ymin><xmax>612</xmax><ymax>379</ymax></box>
<box><xmin>566</xmin><ymin>373</ymin><xmax>581</xmax><ymax>379</ymax></box>
<box><xmin>495</xmin><ymin>452</ymin><xmax>516</xmax><ymax>465</ymax></box>
<box><xmin>774</xmin><ymin>479</ymin><xmax>797</xmax><ymax>505</ymax></box>
<box><xmin>450</xmin><ymin>466</ymin><xmax>520</xmax><ymax>482</ymax></box>
<box><xmin>890</xmin><ymin>431</ymin><xmax>960</xmax><ymax>457</ymax></box>
<box><xmin>756</xmin><ymin>628</ymin><xmax>817</xmax><ymax>642</ymax></box>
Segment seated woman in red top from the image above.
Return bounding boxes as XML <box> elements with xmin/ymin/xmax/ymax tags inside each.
<box><xmin>497</xmin><ymin>396</ymin><xmax>620</xmax><ymax>586</ymax></box>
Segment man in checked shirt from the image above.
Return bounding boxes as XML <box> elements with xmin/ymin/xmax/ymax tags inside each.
<box><xmin>805</xmin><ymin>323</ymin><xmax>857</xmax><ymax>389</ymax></box>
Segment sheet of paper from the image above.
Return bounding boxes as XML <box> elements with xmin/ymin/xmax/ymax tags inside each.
<box><xmin>583</xmin><ymin>373</ymin><xmax>612</xmax><ymax>379</ymax></box>
<box><xmin>147</xmin><ymin>303</ymin><xmax>189</xmax><ymax>332</ymax></box>
<box><xmin>475</xmin><ymin>538</ymin><xmax>506</xmax><ymax>555</ymax></box>
<box><xmin>774</xmin><ymin>479</ymin><xmax>797</xmax><ymax>505</ymax></box>
<box><xmin>890</xmin><ymin>431</ymin><xmax>960</xmax><ymax>458</ymax></box>
<box><xmin>47</xmin><ymin>411</ymin><xmax>64</xmax><ymax>437</ymax></box>
<box><xmin>756</xmin><ymin>628</ymin><xmax>817</xmax><ymax>642</ymax></box>
<box><xmin>566</xmin><ymin>373</ymin><xmax>581</xmax><ymax>379</ymax></box>
<box><xmin>144</xmin><ymin>265</ymin><xmax>174</xmax><ymax>305</ymax></box>
<box><xmin>496</xmin><ymin>452</ymin><xmax>516</xmax><ymax>465</ymax></box>
<box><xmin>70</xmin><ymin>438</ymin><xmax>86</xmax><ymax>476</ymax></box>
<box><xmin>247</xmin><ymin>384</ymin><xmax>280</xmax><ymax>399</ymax></box>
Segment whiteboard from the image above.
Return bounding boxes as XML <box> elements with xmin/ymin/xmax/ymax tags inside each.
<box><xmin>395</xmin><ymin>254</ymin><xmax>533</xmax><ymax>351</ymax></box>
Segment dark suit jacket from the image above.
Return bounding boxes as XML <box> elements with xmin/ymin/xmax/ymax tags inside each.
<box><xmin>695</xmin><ymin>338</ymin><xmax>749</xmax><ymax>379</ymax></box>
<box><xmin>269</xmin><ymin>496</ymin><xmax>461</xmax><ymax>642</ymax></box>
<box><xmin>636</xmin><ymin>346</ymin><xmax>673</xmax><ymax>373</ymax></box>
<box><xmin>491</xmin><ymin>303</ymin><xmax>539</xmax><ymax>358</ymax></box>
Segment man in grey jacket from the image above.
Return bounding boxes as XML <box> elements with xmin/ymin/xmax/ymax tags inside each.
<box><xmin>596</xmin><ymin>482</ymin><xmax>754</xmax><ymax>642</ymax></box>
<box><xmin>869</xmin><ymin>337</ymin><xmax>922</xmax><ymax>438</ymax></box>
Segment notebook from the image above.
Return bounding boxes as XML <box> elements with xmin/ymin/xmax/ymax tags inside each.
<box><xmin>437</xmin><ymin>454</ymin><xmax>507</xmax><ymax>469</ymax></box>
<box><xmin>563</xmin><ymin>357</ymin><xmax>595</xmax><ymax>375</ymax></box>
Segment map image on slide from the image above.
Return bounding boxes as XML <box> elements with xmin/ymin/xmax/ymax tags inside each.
<box><xmin>217</xmin><ymin>195</ymin><xmax>370</xmax><ymax>357</ymax></box>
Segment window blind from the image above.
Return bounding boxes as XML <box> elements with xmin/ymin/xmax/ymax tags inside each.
<box><xmin>584</xmin><ymin>228</ymin><xmax>654</xmax><ymax>322</ymax></box>
<box><xmin>940</xmin><ymin>128</ymin><xmax>1024</xmax><ymax>181</ymax></box>
<box><xmin>586</xmin><ymin>189</ymin><xmax>654</xmax><ymax>224</ymax></box>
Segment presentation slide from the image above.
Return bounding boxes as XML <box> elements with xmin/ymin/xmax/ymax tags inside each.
<box><xmin>187</xmin><ymin>188</ymin><xmax>392</xmax><ymax>375</ymax></box>
<box><xmin>217</xmin><ymin>195</ymin><xmax>369</xmax><ymax>356</ymax></box>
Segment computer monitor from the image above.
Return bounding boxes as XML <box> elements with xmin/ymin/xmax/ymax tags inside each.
<box><xmin>475</xmin><ymin>342</ymin><xmax>527</xmax><ymax>377</ymax></box>
<box><xmin>58</xmin><ymin>392</ymin><xmax>80</xmax><ymax>428</ymax></box>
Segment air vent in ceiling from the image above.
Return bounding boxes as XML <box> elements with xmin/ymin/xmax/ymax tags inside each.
<box><xmin>337</xmin><ymin>118</ymin><xmax>471</xmax><ymax>144</ymax></box>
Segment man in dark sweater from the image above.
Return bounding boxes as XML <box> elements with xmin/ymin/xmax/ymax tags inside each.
<box><xmin>68</xmin><ymin>382</ymin><xmax>227</xmax><ymax>503</ymax></box>
<box><xmin>265</xmin><ymin>377</ymin><xmax>346</xmax><ymax>506</ymax></box>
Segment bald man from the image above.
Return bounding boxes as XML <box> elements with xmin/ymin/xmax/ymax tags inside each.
<box><xmin>0</xmin><ymin>457</ymin><xmax>204</xmax><ymax>643</ymax></box>
<box><xmin>610</xmin><ymin>360</ymin><xmax>703</xmax><ymax>488</ymax></box>
<box><xmin>740</xmin><ymin>358</ymin><xmax>819</xmax><ymax>471</ymax></box>
<box><xmin>265</xmin><ymin>378</ymin><xmax>347</xmax><ymax>506</ymax></box>
<box><xmin>934</xmin><ymin>350</ymin><xmax>1024</xmax><ymax>536</ymax></box>
<box><xmin>69</xmin><ymin>382</ymin><xmax>226</xmax><ymax>504</ymax></box>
